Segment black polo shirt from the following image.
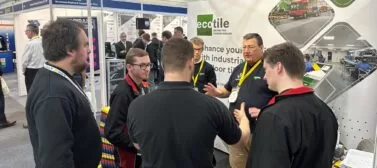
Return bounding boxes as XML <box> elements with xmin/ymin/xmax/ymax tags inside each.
<box><xmin>127</xmin><ymin>82</ymin><xmax>241</xmax><ymax>168</ymax></box>
<box><xmin>191</xmin><ymin>60</ymin><xmax>217</xmax><ymax>93</ymax></box>
<box><xmin>224</xmin><ymin>61</ymin><xmax>276</xmax><ymax>132</ymax></box>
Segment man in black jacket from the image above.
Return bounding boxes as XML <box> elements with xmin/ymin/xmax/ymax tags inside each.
<box><xmin>105</xmin><ymin>48</ymin><xmax>151</xmax><ymax>168</ymax></box>
<box><xmin>247</xmin><ymin>42</ymin><xmax>338</xmax><ymax>168</ymax></box>
<box><xmin>114</xmin><ymin>32</ymin><xmax>132</xmax><ymax>59</ymax></box>
<box><xmin>26</xmin><ymin>18</ymin><xmax>102</xmax><ymax>168</ymax></box>
<box><xmin>146</xmin><ymin>32</ymin><xmax>163</xmax><ymax>87</ymax></box>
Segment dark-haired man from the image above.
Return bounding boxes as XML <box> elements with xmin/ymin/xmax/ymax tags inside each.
<box><xmin>26</xmin><ymin>19</ymin><xmax>102</xmax><ymax>167</ymax></box>
<box><xmin>247</xmin><ymin>42</ymin><xmax>338</xmax><ymax>168</ymax></box>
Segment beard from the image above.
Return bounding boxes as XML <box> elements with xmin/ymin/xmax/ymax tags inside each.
<box><xmin>71</xmin><ymin>58</ymin><xmax>87</xmax><ymax>73</ymax></box>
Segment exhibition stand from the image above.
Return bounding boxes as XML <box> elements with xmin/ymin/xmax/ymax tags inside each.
<box><xmin>0</xmin><ymin>0</ymin><xmax>187</xmax><ymax>109</ymax></box>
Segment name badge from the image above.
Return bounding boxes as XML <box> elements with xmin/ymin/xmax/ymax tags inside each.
<box><xmin>228</xmin><ymin>87</ymin><xmax>239</xmax><ymax>103</ymax></box>
<box><xmin>193</xmin><ymin>87</ymin><xmax>199</xmax><ymax>92</ymax></box>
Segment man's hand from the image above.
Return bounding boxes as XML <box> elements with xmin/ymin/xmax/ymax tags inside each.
<box><xmin>234</xmin><ymin>102</ymin><xmax>246</xmax><ymax>123</ymax></box>
<box><xmin>204</xmin><ymin>83</ymin><xmax>221</xmax><ymax>97</ymax></box>
<box><xmin>249</xmin><ymin>107</ymin><xmax>261</xmax><ymax>118</ymax></box>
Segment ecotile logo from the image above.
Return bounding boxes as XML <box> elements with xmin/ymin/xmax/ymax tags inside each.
<box><xmin>197</xmin><ymin>14</ymin><xmax>231</xmax><ymax>36</ymax></box>
<box><xmin>197</xmin><ymin>14</ymin><xmax>213</xmax><ymax>36</ymax></box>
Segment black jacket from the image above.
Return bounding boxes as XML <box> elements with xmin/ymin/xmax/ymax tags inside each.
<box><xmin>132</xmin><ymin>38</ymin><xmax>145</xmax><ymax>50</ymax></box>
<box><xmin>26</xmin><ymin>67</ymin><xmax>102</xmax><ymax>168</ymax></box>
<box><xmin>114</xmin><ymin>41</ymin><xmax>132</xmax><ymax>59</ymax></box>
<box><xmin>104</xmin><ymin>75</ymin><xmax>149</xmax><ymax>153</ymax></box>
<box><xmin>146</xmin><ymin>38</ymin><xmax>163</xmax><ymax>69</ymax></box>
<box><xmin>248</xmin><ymin>87</ymin><xmax>338</xmax><ymax>168</ymax></box>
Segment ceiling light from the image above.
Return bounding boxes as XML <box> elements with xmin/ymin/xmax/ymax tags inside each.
<box><xmin>346</xmin><ymin>44</ymin><xmax>355</xmax><ymax>47</ymax></box>
<box><xmin>324</xmin><ymin>36</ymin><xmax>335</xmax><ymax>40</ymax></box>
<box><xmin>327</xmin><ymin>44</ymin><xmax>334</xmax><ymax>46</ymax></box>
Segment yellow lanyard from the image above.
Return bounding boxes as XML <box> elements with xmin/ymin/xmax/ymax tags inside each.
<box><xmin>31</xmin><ymin>36</ymin><xmax>40</xmax><ymax>40</ymax></box>
<box><xmin>238</xmin><ymin>59</ymin><xmax>262</xmax><ymax>87</ymax></box>
<box><xmin>192</xmin><ymin>59</ymin><xmax>205</xmax><ymax>87</ymax></box>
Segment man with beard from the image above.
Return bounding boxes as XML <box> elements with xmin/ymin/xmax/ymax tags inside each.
<box><xmin>205</xmin><ymin>33</ymin><xmax>276</xmax><ymax>168</ymax></box>
<box><xmin>105</xmin><ymin>48</ymin><xmax>151</xmax><ymax>168</ymax></box>
<box><xmin>25</xmin><ymin>19</ymin><xmax>102</xmax><ymax>167</ymax></box>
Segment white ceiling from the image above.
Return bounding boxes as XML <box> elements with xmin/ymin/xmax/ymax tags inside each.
<box><xmin>311</xmin><ymin>22</ymin><xmax>372</xmax><ymax>51</ymax></box>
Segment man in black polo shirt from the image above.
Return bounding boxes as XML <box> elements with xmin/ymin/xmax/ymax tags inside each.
<box><xmin>127</xmin><ymin>38</ymin><xmax>250</xmax><ymax>168</ymax></box>
<box><xmin>204</xmin><ymin>33</ymin><xmax>276</xmax><ymax>168</ymax></box>
<box><xmin>190</xmin><ymin>37</ymin><xmax>216</xmax><ymax>93</ymax></box>
<box><xmin>26</xmin><ymin>18</ymin><xmax>101</xmax><ymax>167</ymax></box>
<box><xmin>247</xmin><ymin>42</ymin><xmax>338</xmax><ymax>168</ymax></box>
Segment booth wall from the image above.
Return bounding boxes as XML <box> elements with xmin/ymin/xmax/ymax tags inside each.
<box><xmin>14</xmin><ymin>8</ymin><xmax>50</xmax><ymax>96</ymax></box>
<box><xmin>188</xmin><ymin>0</ymin><xmax>377</xmax><ymax>150</ymax></box>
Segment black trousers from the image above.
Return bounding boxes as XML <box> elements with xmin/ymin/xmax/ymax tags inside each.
<box><xmin>0</xmin><ymin>80</ymin><xmax>6</xmax><ymax>123</ymax></box>
<box><xmin>25</xmin><ymin>68</ymin><xmax>40</xmax><ymax>92</ymax></box>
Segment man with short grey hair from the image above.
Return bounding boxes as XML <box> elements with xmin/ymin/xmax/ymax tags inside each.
<box><xmin>114</xmin><ymin>32</ymin><xmax>132</xmax><ymax>59</ymax></box>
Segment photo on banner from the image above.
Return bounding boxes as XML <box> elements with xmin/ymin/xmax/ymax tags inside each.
<box><xmin>268</xmin><ymin>0</ymin><xmax>335</xmax><ymax>48</ymax></box>
<box><xmin>304</xmin><ymin>22</ymin><xmax>375</xmax><ymax>102</ymax></box>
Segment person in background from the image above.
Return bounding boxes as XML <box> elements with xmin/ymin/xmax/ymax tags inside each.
<box><xmin>173</xmin><ymin>26</ymin><xmax>184</xmax><ymax>38</ymax></box>
<box><xmin>189</xmin><ymin>37</ymin><xmax>216</xmax><ymax>93</ymax></box>
<box><xmin>161</xmin><ymin>30</ymin><xmax>172</xmax><ymax>43</ymax></box>
<box><xmin>0</xmin><ymin>68</ymin><xmax>16</xmax><ymax>129</ymax></box>
<box><xmin>115</xmin><ymin>32</ymin><xmax>132</xmax><ymax>59</ymax></box>
<box><xmin>22</xmin><ymin>23</ymin><xmax>45</xmax><ymax>128</ymax></box>
<box><xmin>22</xmin><ymin>23</ymin><xmax>45</xmax><ymax>92</ymax></box>
<box><xmin>133</xmin><ymin>33</ymin><xmax>150</xmax><ymax>50</ymax></box>
<box><xmin>26</xmin><ymin>18</ymin><xmax>102</xmax><ymax>168</ymax></box>
<box><xmin>132</xmin><ymin>30</ymin><xmax>145</xmax><ymax>48</ymax></box>
<box><xmin>127</xmin><ymin>38</ymin><xmax>250</xmax><ymax>168</ymax></box>
<box><xmin>105</xmin><ymin>48</ymin><xmax>151</xmax><ymax>168</ymax></box>
<box><xmin>204</xmin><ymin>33</ymin><xmax>276</xmax><ymax>168</ymax></box>
<box><xmin>247</xmin><ymin>42</ymin><xmax>338</xmax><ymax>168</ymax></box>
<box><xmin>146</xmin><ymin>32</ymin><xmax>163</xmax><ymax>87</ymax></box>
<box><xmin>304</xmin><ymin>54</ymin><xmax>314</xmax><ymax>72</ymax></box>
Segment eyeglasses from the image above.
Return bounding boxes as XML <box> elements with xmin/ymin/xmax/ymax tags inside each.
<box><xmin>132</xmin><ymin>63</ymin><xmax>152</xmax><ymax>70</ymax></box>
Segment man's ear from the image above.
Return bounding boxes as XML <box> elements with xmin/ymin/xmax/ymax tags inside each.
<box><xmin>67</xmin><ymin>49</ymin><xmax>75</xmax><ymax>58</ymax></box>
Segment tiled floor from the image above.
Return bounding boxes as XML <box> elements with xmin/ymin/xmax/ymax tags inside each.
<box><xmin>0</xmin><ymin>72</ymin><xmax>230</xmax><ymax>168</ymax></box>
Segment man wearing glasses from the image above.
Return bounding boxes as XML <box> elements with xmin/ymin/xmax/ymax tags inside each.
<box><xmin>205</xmin><ymin>33</ymin><xmax>276</xmax><ymax>168</ymax></box>
<box><xmin>22</xmin><ymin>23</ymin><xmax>45</xmax><ymax>128</ymax></box>
<box><xmin>105</xmin><ymin>48</ymin><xmax>151</xmax><ymax>168</ymax></box>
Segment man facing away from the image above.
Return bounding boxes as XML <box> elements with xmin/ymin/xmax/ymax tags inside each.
<box><xmin>247</xmin><ymin>42</ymin><xmax>338</xmax><ymax>168</ymax></box>
<box><xmin>105</xmin><ymin>48</ymin><xmax>151</xmax><ymax>168</ymax></box>
<box><xmin>26</xmin><ymin>18</ymin><xmax>102</xmax><ymax>168</ymax></box>
<box><xmin>114</xmin><ymin>32</ymin><xmax>132</xmax><ymax>59</ymax></box>
<box><xmin>189</xmin><ymin>37</ymin><xmax>216</xmax><ymax>93</ymax></box>
<box><xmin>146</xmin><ymin>32</ymin><xmax>163</xmax><ymax>87</ymax></box>
<box><xmin>127</xmin><ymin>38</ymin><xmax>250</xmax><ymax>168</ymax></box>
